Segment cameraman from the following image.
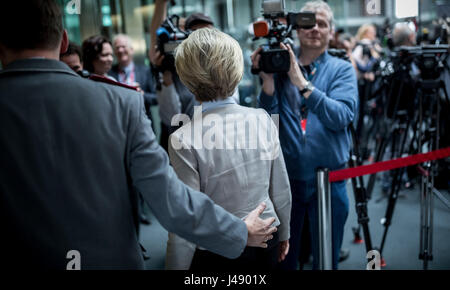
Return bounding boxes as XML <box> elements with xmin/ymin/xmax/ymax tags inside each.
<box><xmin>252</xmin><ymin>0</ymin><xmax>358</xmax><ymax>270</ymax></box>
<box><xmin>149</xmin><ymin>0</ymin><xmax>239</xmax><ymax>151</ymax></box>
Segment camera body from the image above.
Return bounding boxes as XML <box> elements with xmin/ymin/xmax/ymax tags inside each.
<box><xmin>252</xmin><ymin>0</ymin><xmax>316</xmax><ymax>74</ymax></box>
<box><xmin>389</xmin><ymin>45</ymin><xmax>449</xmax><ymax>80</ymax></box>
<box><xmin>156</xmin><ymin>15</ymin><xmax>189</xmax><ymax>72</ymax></box>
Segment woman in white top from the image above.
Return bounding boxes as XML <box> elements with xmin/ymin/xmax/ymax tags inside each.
<box><xmin>165</xmin><ymin>28</ymin><xmax>292</xmax><ymax>270</ymax></box>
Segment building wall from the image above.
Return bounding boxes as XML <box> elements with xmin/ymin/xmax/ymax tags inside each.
<box><xmin>58</xmin><ymin>0</ymin><xmax>441</xmax><ymax>107</ymax></box>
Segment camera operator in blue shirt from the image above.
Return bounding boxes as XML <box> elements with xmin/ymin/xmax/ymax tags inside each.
<box><xmin>252</xmin><ymin>0</ymin><xmax>358</xmax><ymax>270</ymax></box>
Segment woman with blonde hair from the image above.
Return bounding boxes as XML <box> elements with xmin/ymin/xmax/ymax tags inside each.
<box><xmin>165</xmin><ymin>28</ymin><xmax>292</xmax><ymax>270</ymax></box>
<box><xmin>352</xmin><ymin>23</ymin><xmax>382</xmax><ymax>78</ymax></box>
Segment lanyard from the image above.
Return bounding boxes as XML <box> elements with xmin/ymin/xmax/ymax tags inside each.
<box><xmin>298</xmin><ymin>62</ymin><xmax>318</xmax><ymax>136</ymax></box>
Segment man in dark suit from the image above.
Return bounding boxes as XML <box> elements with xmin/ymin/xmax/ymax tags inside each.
<box><xmin>0</xmin><ymin>0</ymin><xmax>277</xmax><ymax>270</ymax></box>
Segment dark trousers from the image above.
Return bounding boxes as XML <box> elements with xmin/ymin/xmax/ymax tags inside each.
<box><xmin>160</xmin><ymin>123</ymin><xmax>170</xmax><ymax>152</ymax></box>
<box><xmin>279</xmin><ymin>178</ymin><xmax>349</xmax><ymax>270</ymax></box>
<box><xmin>189</xmin><ymin>232</ymin><xmax>279</xmax><ymax>271</ymax></box>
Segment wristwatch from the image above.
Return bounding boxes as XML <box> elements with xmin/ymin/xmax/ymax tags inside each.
<box><xmin>299</xmin><ymin>81</ymin><xmax>314</xmax><ymax>95</ymax></box>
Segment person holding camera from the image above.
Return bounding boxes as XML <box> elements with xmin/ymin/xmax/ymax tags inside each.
<box><xmin>149</xmin><ymin>0</ymin><xmax>239</xmax><ymax>151</ymax></box>
<box><xmin>252</xmin><ymin>0</ymin><xmax>358</xmax><ymax>270</ymax></box>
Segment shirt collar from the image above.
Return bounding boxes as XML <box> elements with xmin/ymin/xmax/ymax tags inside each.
<box><xmin>201</xmin><ymin>96</ymin><xmax>237</xmax><ymax>113</ymax></box>
<box><xmin>1</xmin><ymin>58</ymin><xmax>79</xmax><ymax>77</ymax></box>
<box><xmin>120</xmin><ymin>61</ymin><xmax>134</xmax><ymax>74</ymax></box>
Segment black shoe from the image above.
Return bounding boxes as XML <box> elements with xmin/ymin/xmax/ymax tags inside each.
<box><xmin>339</xmin><ymin>248</ymin><xmax>350</xmax><ymax>263</ymax></box>
<box><xmin>140</xmin><ymin>244</ymin><xmax>150</xmax><ymax>261</ymax></box>
<box><xmin>140</xmin><ymin>214</ymin><xmax>151</xmax><ymax>225</ymax></box>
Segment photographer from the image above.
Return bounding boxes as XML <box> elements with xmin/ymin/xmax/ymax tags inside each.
<box><xmin>352</xmin><ymin>24</ymin><xmax>382</xmax><ymax>81</ymax></box>
<box><xmin>252</xmin><ymin>0</ymin><xmax>358</xmax><ymax>270</ymax></box>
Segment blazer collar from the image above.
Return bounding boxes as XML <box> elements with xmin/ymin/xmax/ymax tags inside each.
<box><xmin>1</xmin><ymin>58</ymin><xmax>80</xmax><ymax>77</ymax></box>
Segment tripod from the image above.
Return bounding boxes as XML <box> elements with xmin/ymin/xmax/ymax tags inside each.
<box><xmin>351</xmin><ymin>60</ymin><xmax>415</xmax><ymax>260</ymax></box>
<box><xmin>378</xmin><ymin>77</ymin><xmax>448</xmax><ymax>269</ymax></box>
<box><xmin>415</xmin><ymin>78</ymin><xmax>449</xmax><ymax>270</ymax></box>
<box><xmin>348</xmin><ymin>125</ymin><xmax>375</xmax><ymax>258</ymax></box>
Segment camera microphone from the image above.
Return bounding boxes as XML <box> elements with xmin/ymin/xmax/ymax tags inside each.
<box><xmin>156</xmin><ymin>27</ymin><xmax>170</xmax><ymax>42</ymax></box>
<box><xmin>253</xmin><ymin>21</ymin><xmax>270</xmax><ymax>38</ymax></box>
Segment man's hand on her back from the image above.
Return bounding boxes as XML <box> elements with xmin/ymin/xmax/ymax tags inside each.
<box><xmin>244</xmin><ymin>202</ymin><xmax>277</xmax><ymax>248</ymax></box>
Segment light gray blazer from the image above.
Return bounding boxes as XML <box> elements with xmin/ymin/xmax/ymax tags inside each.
<box><xmin>166</xmin><ymin>104</ymin><xmax>292</xmax><ymax>270</ymax></box>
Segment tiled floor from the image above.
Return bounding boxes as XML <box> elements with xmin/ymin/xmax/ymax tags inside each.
<box><xmin>139</xmin><ymin>177</ymin><xmax>450</xmax><ymax>270</ymax></box>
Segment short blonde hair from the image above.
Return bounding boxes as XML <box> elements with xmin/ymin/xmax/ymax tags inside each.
<box><xmin>175</xmin><ymin>28</ymin><xmax>243</xmax><ymax>102</ymax></box>
<box><xmin>356</xmin><ymin>24</ymin><xmax>376</xmax><ymax>41</ymax></box>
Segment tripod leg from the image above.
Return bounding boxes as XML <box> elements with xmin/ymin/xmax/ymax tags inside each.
<box><xmin>379</xmin><ymin>118</ymin><xmax>411</xmax><ymax>256</ymax></box>
<box><xmin>366</xmin><ymin>134</ymin><xmax>388</xmax><ymax>199</ymax></box>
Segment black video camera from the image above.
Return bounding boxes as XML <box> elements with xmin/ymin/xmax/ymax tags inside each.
<box><xmin>156</xmin><ymin>15</ymin><xmax>190</xmax><ymax>72</ymax></box>
<box><xmin>390</xmin><ymin>44</ymin><xmax>449</xmax><ymax>80</ymax></box>
<box><xmin>251</xmin><ymin>0</ymin><xmax>316</xmax><ymax>74</ymax></box>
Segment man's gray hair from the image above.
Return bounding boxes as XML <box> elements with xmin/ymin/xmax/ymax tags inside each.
<box><xmin>113</xmin><ymin>34</ymin><xmax>133</xmax><ymax>49</ymax></box>
<box><xmin>301</xmin><ymin>0</ymin><xmax>335</xmax><ymax>31</ymax></box>
<box><xmin>392</xmin><ymin>23</ymin><xmax>415</xmax><ymax>47</ymax></box>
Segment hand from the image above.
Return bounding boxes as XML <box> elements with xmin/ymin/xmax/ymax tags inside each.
<box><xmin>149</xmin><ymin>45</ymin><xmax>165</xmax><ymax>67</ymax></box>
<box><xmin>244</xmin><ymin>202</ymin><xmax>277</xmax><ymax>248</ymax></box>
<box><xmin>280</xmin><ymin>43</ymin><xmax>308</xmax><ymax>91</ymax></box>
<box><xmin>162</xmin><ymin>70</ymin><xmax>173</xmax><ymax>86</ymax></box>
<box><xmin>278</xmin><ymin>240</ymin><xmax>289</xmax><ymax>262</ymax></box>
<box><xmin>251</xmin><ymin>47</ymin><xmax>274</xmax><ymax>96</ymax></box>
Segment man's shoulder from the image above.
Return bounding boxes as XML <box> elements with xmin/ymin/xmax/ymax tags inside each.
<box><xmin>231</xmin><ymin>104</ymin><xmax>270</xmax><ymax>117</ymax></box>
<box><xmin>135</xmin><ymin>63</ymin><xmax>151</xmax><ymax>73</ymax></box>
<box><xmin>325</xmin><ymin>52</ymin><xmax>356</xmax><ymax>78</ymax></box>
<box><xmin>65</xmin><ymin>73</ymin><xmax>143</xmax><ymax>106</ymax></box>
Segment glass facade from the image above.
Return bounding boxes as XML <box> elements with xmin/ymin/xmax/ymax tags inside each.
<box><xmin>57</xmin><ymin>0</ymin><xmax>444</xmax><ymax>107</ymax></box>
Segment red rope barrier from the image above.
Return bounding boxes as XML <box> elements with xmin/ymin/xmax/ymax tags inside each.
<box><xmin>329</xmin><ymin>147</ymin><xmax>450</xmax><ymax>183</ymax></box>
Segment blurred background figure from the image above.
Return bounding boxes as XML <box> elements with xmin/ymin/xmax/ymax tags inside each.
<box><xmin>392</xmin><ymin>22</ymin><xmax>417</xmax><ymax>47</ymax></box>
<box><xmin>60</xmin><ymin>42</ymin><xmax>83</xmax><ymax>73</ymax></box>
<box><xmin>336</xmin><ymin>32</ymin><xmax>357</xmax><ymax>70</ymax></box>
<box><xmin>352</xmin><ymin>24</ymin><xmax>383</xmax><ymax>161</ymax></box>
<box><xmin>110</xmin><ymin>34</ymin><xmax>158</xmax><ymax>125</ymax></box>
<box><xmin>353</xmin><ymin>24</ymin><xmax>382</xmax><ymax>82</ymax></box>
<box><xmin>82</xmin><ymin>35</ymin><xmax>115</xmax><ymax>80</ymax></box>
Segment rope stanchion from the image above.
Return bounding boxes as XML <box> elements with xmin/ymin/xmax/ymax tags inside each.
<box><xmin>316</xmin><ymin>169</ymin><xmax>333</xmax><ymax>270</ymax></box>
<box><xmin>329</xmin><ymin>147</ymin><xmax>450</xmax><ymax>183</ymax></box>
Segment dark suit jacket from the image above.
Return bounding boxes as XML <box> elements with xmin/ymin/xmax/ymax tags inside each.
<box><xmin>0</xmin><ymin>59</ymin><xmax>247</xmax><ymax>270</ymax></box>
<box><xmin>109</xmin><ymin>63</ymin><xmax>157</xmax><ymax>120</ymax></box>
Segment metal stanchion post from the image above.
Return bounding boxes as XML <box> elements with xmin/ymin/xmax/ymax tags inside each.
<box><xmin>317</xmin><ymin>168</ymin><xmax>333</xmax><ymax>270</ymax></box>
